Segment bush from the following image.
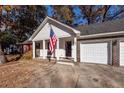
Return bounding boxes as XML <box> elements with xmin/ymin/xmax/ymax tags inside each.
<box><xmin>21</xmin><ymin>50</ymin><xmax>32</xmax><ymax>60</ymax></box>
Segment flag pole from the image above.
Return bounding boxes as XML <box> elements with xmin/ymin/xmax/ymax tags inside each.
<box><xmin>48</xmin><ymin>23</ymin><xmax>57</xmax><ymax>62</ymax></box>
<box><xmin>48</xmin><ymin>23</ymin><xmax>53</xmax><ymax>62</ymax></box>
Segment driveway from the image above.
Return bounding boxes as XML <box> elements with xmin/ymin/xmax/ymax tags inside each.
<box><xmin>0</xmin><ymin>60</ymin><xmax>124</xmax><ymax>88</ymax></box>
<box><xmin>76</xmin><ymin>63</ymin><xmax>124</xmax><ymax>88</ymax></box>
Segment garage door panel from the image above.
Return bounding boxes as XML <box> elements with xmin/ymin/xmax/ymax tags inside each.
<box><xmin>120</xmin><ymin>42</ymin><xmax>124</xmax><ymax>66</ymax></box>
<box><xmin>80</xmin><ymin>43</ymin><xmax>108</xmax><ymax>64</ymax></box>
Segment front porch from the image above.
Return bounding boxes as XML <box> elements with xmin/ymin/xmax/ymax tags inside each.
<box><xmin>32</xmin><ymin>37</ymin><xmax>77</xmax><ymax>62</ymax></box>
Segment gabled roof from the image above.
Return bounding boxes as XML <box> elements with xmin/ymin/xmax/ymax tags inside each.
<box><xmin>75</xmin><ymin>18</ymin><xmax>124</xmax><ymax>36</ymax></box>
<box><xmin>29</xmin><ymin>16</ymin><xmax>80</xmax><ymax>41</ymax></box>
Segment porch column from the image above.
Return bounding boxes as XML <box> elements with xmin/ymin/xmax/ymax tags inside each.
<box><xmin>43</xmin><ymin>40</ymin><xmax>45</xmax><ymax>59</ymax></box>
<box><xmin>74</xmin><ymin>37</ymin><xmax>77</xmax><ymax>62</ymax></box>
<box><xmin>56</xmin><ymin>38</ymin><xmax>60</xmax><ymax>60</ymax></box>
<box><xmin>33</xmin><ymin>41</ymin><xmax>36</xmax><ymax>59</ymax></box>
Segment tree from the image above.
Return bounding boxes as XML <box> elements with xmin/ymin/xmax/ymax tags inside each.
<box><xmin>0</xmin><ymin>31</ymin><xmax>16</xmax><ymax>46</ymax></box>
<box><xmin>78</xmin><ymin>5</ymin><xmax>124</xmax><ymax>24</ymax></box>
<box><xmin>0</xmin><ymin>32</ymin><xmax>7</xmax><ymax>63</ymax></box>
<box><xmin>10</xmin><ymin>6</ymin><xmax>47</xmax><ymax>42</ymax></box>
<box><xmin>53</xmin><ymin>6</ymin><xmax>74</xmax><ymax>26</ymax></box>
<box><xmin>0</xmin><ymin>5</ymin><xmax>48</xmax><ymax>63</ymax></box>
<box><xmin>52</xmin><ymin>5</ymin><xmax>124</xmax><ymax>25</ymax></box>
<box><xmin>0</xmin><ymin>6</ymin><xmax>6</xmax><ymax>63</ymax></box>
<box><xmin>0</xmin><ymin>5</ymin><xmax>48</xmax><ymax>43</ymax></box>
<box><xmin>106</xmin><ymin>5</ymin><xmax>124</xmax><ymax>20</ymax></box>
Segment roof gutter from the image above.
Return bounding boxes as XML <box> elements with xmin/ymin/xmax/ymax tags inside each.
<box><xmin>79</xmin><ymin>30</ymin><xmax>124</xmax><ymax>39</ymax></box>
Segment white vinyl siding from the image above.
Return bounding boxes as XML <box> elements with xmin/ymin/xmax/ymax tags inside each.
<box><xmin>33</xmin><ymin>23</ymin><xmax>71</xmax><ymax>41</ymax></box>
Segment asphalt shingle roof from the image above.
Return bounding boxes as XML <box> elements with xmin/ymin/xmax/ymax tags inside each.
<box><xmin>75</xmin><ymin>18</ymin><xmax>124</xmax><ymax>36</ymax></box>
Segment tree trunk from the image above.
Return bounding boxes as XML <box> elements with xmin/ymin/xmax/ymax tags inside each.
<box><xmin>0</xmin><ymin>44</ymin><xmax>6</xmax><ymax>64</ymax></box>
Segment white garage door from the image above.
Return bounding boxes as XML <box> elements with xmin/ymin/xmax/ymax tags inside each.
<box><xmin>120</xmin><ymin>42</ymin><xmax>124</xmax><ymax>66</ymax></box>
<box><xmin>80</xmin><ymin>43</ymin><xmax>108</xmax><ymax>64</ymax></box>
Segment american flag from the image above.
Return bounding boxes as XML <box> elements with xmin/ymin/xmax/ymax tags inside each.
<box><xmin>49</xmin><ymin>27</ymin><xmax>57</xmax><ymax>54</ymax></box>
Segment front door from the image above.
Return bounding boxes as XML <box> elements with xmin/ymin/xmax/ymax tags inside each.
<box><xmin>65</xmin><ymin>41</ymin><xmax>72</xmax><ymax>57</ymax></box>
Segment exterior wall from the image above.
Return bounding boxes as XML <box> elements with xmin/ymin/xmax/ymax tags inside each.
<box><xmin>107</xmin><ymin>41</ymin><xmax>112</xmax><ymax>65</ymax></box>
<box><xmin>77</xmin><ymin>41</ymin><xmax>80</xmax><ymax>62</ymax></box>
<box><xmin>112</xmin><ymin>40</ymin><xmax>120</xmax><ymax>66</ymax></box>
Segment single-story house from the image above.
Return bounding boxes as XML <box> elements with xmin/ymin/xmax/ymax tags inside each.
<box><xmin>29</xmin><ymin>16</ymin><xmax>124</xmax><ymax>66</ymax></box>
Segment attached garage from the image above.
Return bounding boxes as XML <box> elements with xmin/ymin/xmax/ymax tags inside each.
<box><xmin>120</xmin><ymin>42</ymin><xmax>124</xmax><ymax>66</ymax></box>
<box><xmin>80</xmin><ymin>43</ymin><xmax>108</xmax><ymax>64</ymax></box>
